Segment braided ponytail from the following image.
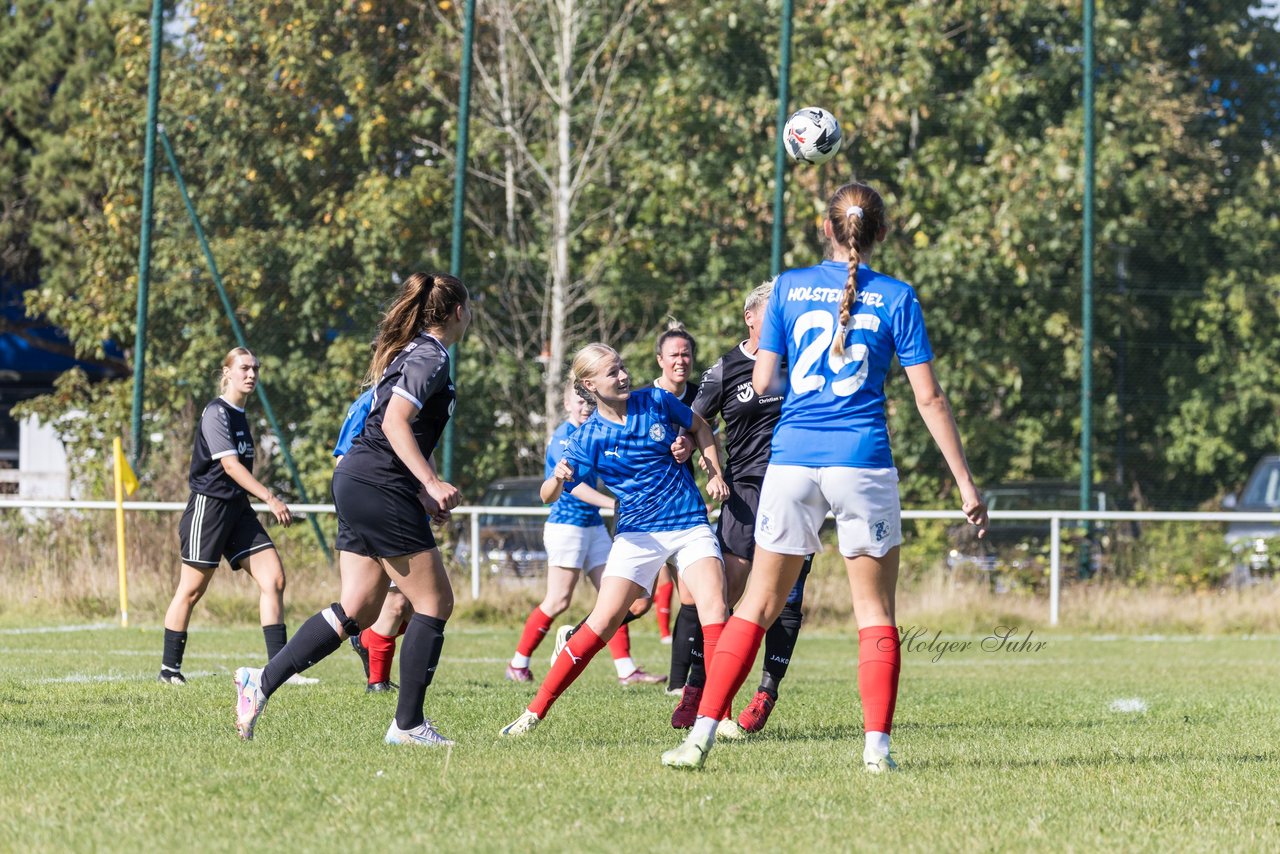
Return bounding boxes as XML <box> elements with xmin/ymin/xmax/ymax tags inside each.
<box><xmin>826</xmin><ymin>183</ymin><xmax>886</xmax><ymax>358</ymax></box>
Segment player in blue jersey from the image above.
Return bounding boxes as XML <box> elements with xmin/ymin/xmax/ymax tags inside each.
<box><xmin>234</xmin><ymin>272</ymin><xmax>471</xmax><ymax>747</ymax></box>
<box><xmin>663</xmin><ymin>181</ymin><xmax>989</xmax><ymax>772</ymax></box>
<box><xmin>333</xmin><ymin>388</ymin><xmax>413</xmax><ymax>693</ymax></box>
<box><xmin>159</xmin><ymin>347</ymin><xmax>298</xmax><ymax>686</ymax></box>
<box><xmin>505</xmin><ymin>383</ymin><xmax>664</xmax><ymax>686</ymax></box>
<box><xmin>500</xmin><ymin>343</ymin><xmax>733</xmax><ymax>737</ymax></box>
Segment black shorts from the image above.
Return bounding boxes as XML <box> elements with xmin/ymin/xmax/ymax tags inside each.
<box><xmin>332</xmin><ymin>469</ymin><xmax>436</xmax><ymax>559</ymax></box>
<box><xmin>717</xmin><ymin>477</ymin><xmax>763</xmax><ymax>560</ymax></box>
<box><xmin>179</xmin><ymin>493</ymin><xmax>273</xmax><ymax>571</ymax></box>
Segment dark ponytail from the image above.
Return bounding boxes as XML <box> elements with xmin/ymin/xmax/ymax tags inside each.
<box><xmin>367</xmin><ymin>272</ymin><xmax>467</xmax><ymax>384</ymax></box>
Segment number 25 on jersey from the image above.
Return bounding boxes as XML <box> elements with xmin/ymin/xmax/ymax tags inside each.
<box><xmin>789</xmin><ymin>310</ymin><xmax>869</xmax><ymax>398</ymax></box>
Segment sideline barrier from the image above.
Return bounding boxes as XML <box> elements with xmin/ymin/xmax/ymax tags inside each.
<box><xmin>2</xmin><ymin>499</ymin><xmax>1278</xmax><ymax>625</ymax></box>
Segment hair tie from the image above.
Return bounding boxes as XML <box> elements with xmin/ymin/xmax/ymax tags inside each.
<box><xmin>846</xmin><ymin>205</ymin><xmax>864</xmax><ymax>220</ymax></box>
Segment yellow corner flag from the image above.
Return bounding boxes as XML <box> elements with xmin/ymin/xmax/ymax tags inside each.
<box><xmin>113</xmin><ymin>437</ymin><xmax>137</xmax><ymax>627</ymax></box>
<box><xmin>114</xmin><ymin>438</ymin><xmax>139</xmax><ymax>496</ymax></box>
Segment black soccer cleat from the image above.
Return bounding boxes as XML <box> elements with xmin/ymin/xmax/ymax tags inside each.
<box><xmin>365</xmin><ymin>680</ymin><xmax>398</xmax><ymax>694</ymax></box>
<box><xmin>157</xmin><ymin>669</ymin><xmax>187</xmax><ymax>686</ymax></box>
<box><xmin>349</xmin><ymin>634</ymin><xmax>371</xmax><ymax>680</ymax></box>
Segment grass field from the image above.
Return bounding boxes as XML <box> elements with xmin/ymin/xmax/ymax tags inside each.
<box><xmin>1</xmin><ymin>620</ymin><xmax>1277</xmax><ymax>852</ymax></box>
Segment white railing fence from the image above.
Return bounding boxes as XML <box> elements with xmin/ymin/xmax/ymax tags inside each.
<box><xmin>1</xmin><ymin>499</ymin><xmax>1277</xmax><ymax>626</ymax></box>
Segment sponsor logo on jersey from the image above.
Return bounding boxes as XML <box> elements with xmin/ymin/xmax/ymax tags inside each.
<box><xmin>735</xmin><ymin>382</ymin><xmax>754</xmax><ymax>403</ymax></box>
<box><xmin>649</xmin><ymin>423</ymin><xmax>666</xmax><ymax>443</ymax></box>
<box><xmin>237</xmin><ymin>441</ymin><xmax>253</xmax><ymax>457</ymax></box>
<box><xmin>604</xmin><ymin>448</ymin><xmax>621</xmax><ymax>458</ymax></box>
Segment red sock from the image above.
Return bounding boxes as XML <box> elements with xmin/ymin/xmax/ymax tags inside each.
<box><xmin>858</xmin><ymin>625</ymin><xmax>901</xmax><ymax>733</ymax></box>
<box><xmin>696</xmin><ymin>616</ymin><xmax>765</xmax><ymax>720</ymax></box>
<box><xmin>516</xmin><ymin>607</ymin><xmax>555</xmax><ymax>657</ymax></box>
<box><xmin>528</xmin><ymin>625</ymin><xmax>607</xmax><ymax>718</ymax></box>
<box><xmin>654</xmin><ymin>582</ymin><xmax>674</xmax><ymax>638</ymax></box>
<box><xmin>607</xmin><ymin>623</ymin><xmax>631</xmax><ymax>660</ymax></box>
<box><xmin>361</xmin><ymin>628</ymin><xmax>397</xmax><ymax>684</ymax></box>
<box><xmin>699</xmin><ymin>621</ymin><xmax>726</xmax><ymax>715</ymax></box>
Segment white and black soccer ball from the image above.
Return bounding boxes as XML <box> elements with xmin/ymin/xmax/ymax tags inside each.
<box><xmin>783</xmin><ymin>107</ymin><xmax>843</xmax><ymax>165</ymax></box>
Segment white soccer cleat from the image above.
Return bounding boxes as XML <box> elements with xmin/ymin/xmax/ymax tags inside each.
<box><xmin>500</xmin><ymin>710</ymin><xmax>542</xmax><ymax>737</ymax></box>
<box><xmin>385</xmin><ymin>718</ymin><xmax>454</xmax><ymax>747</ymax></box>
<box><xmin>661</xmin><ymin>732</ymin><xmax>713</xmax><ymax>770</ymax></box>
<box><xmin>863</xmin><ymin>749</ymin><xmax>899</xmax><ymax>774</ymax></box>
<box><xmin>715</xmin><ymin>717</ymin><xmax>746</xmax><ymax>741</ymax></box>
<box><xmin>234</xmin><ymin>667</ymin><xmax>268</xmax><ymax>740</ymax></box>
<box><xmin>549</xmin><ymin>625</ymin><xmax>574</xmax><ymax>665</ymax></box>
<box><xmin>284</xmin><ymin>673</ymin><xmax>319</xmax><ymax>686</ymax></box>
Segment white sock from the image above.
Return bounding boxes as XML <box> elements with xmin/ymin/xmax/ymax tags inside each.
<box><xmin>510</xmin><ymin>654</ymin><xmax>531</xmax><ymax>668</ymax></box>
<box><xmin>691</xmin><ymin>715</ymin><xmax>719</xmax><ymax>743</ymax></box>
<box><xmin>613</xmin><ymin>656</ymin><xmax>637</xmax><ymax>678</ymax></box>
<box><xmin>865</xmin><ymin>730</ymin><xmax>891</xmax><ymax>757</ymax></box>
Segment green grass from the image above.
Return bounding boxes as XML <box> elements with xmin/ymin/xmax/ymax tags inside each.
<box><xmin>1</xmin><ymin>620</ymin><xmax>1278</xmax><ymax>852</ymax></box>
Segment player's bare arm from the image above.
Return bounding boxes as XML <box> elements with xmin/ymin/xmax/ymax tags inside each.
<box><xmin>219</xmin><ymin>456</ymin><xmax>292</xmax><ymax>526</ymax></box>
<box><xmin>383</xmin><ymin>393</ymin><xmax>460</xmax><ymax>512</ymax></box>
<box><xmin>903</xmin><ymin>361</ymin><xmax>988</xmax><ymax>537</ymax></box>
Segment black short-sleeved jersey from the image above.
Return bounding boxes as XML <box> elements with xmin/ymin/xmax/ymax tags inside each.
<box><xmin>692</xmin><ymin>342</ymin><xmax>784</xmax><ymax>481</ymax></box>
<box><xmin>188</xmin><ymin>398</ymin><xmax>255</xmax><ymax>499</ymax></box>
<box><xmin>341</xmin><ymin>332</ymin><xmax>454</xmax><ymax>492</ymax></box>
<box><xmin>639</xmin><ymin>379</ymin><xmax>699</xmax><ymax>476</ymax></box>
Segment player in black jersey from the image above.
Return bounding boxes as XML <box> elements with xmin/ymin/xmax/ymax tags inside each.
<box><xmin>689</xmin><ymin>280</ymin><xmax>812</xmax><ymax>734</ymax></box>
<box><xmin>234</xmin><ymin>272</ymin><xmax>471</xmax><ymax>747</ymax></box>
<box><xmin>159</xmin><ymin>347</ymin><xmax>296</xmax><ymax>686</ymax></box>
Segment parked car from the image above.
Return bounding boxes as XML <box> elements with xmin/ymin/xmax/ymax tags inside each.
<box><xmin>452</xmin><ymin>476</ymin><xmax>549</xmax><ymax>578</ymax></box>
<box><xmin>1222</xmin><ymin>454</ymin><xmax>1280</xmax><ymax>579</ymax></box>
<box><xmin>947</xmin><ymin>480</ymin><xmax>1121</xmax><ymax>589</ymax></box>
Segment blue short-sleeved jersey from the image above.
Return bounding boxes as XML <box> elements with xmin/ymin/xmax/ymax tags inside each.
<box><xmin>545</xmin><ymin>420</ymin><xmax>605</xmax><ymax>528</ymax></box>
<box><xmin>561</xmin><ymin>387</ymin><xmax>706</xmax><ymax>534</ymax></box>
<box><xmin>759</xmin><ymin>260</ymin><xmax>934</xmax><ymax>468</ymax></box>
<box><xmin>333</xmin><ymin>389</ymin><xmax>375</xmax><ymax>458</ymax></box>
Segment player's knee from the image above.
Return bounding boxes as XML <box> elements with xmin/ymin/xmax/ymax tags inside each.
<box><xmin>542</xmin><ymin>593</ymin><xmax>572</xmax><ymax>616</ymax></box>
<box><xmin>323</xmin><ymin>602</ymin><xmax>363</xmax><ymax>638</ymax></box>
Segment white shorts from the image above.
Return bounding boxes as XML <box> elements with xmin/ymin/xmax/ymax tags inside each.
<box><xmin>755</xmin><ymin>464</ymin><xmax>902</xmax><ymax>558</ymax></box>
<box><xmin>543</xmin><ymin>522</ymin><xmax>612</xmax><ymax>571</ymax></box>
<box><xmin>602</xmin><ymin>524</ymin><xmax>722</xmax><ymax>591</ymax></box>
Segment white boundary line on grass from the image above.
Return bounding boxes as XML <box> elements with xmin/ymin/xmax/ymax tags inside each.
<box><xmin>0</xmin><ymin>622</ymin><xmax>117</xmax><ymax>635</ymax></box>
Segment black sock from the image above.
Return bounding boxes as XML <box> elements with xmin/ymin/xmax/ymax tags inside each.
<box><xmin>668</xmin><ymin>604</ymin><xmax>700</xmax><ymax>691</ymax></box>
<box><xmin>621</xmin><ymin>610</ymin><xmax>642</xmax><ymax>627</ymax></box>
<box><xmin>260</xmin><ymin>610</ymin><xmax>343</xmax><ymax>697</ymax></box>
<box><xmin>162</xmin><ymin>629</ymin><xmax>187</xmax><ymax>672</ymax></box>
<box><xmin>760</xmin><ymin>600</ymin><xmax>804</xmax><ymax>698</ymax></box>
<box><xmin>395</xmin><ymin>613</ymin><xmax>447</xmax><ymax>731</ymax></box>
<box><xmin>262</xmin><ymin>623</ymin><xmax>287</xmax><ymax>661</ymax></box>
<box><xmin>687</xmin><ymin>621</ymin><xmax>707</xmax><ymax>688</ymax></box>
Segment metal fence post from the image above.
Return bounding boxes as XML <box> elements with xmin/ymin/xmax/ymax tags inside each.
<box><xmin>470</xmin><ymin>509</ymin><xmax>481</xmax><ymax>599</ymax></box>
<box><xmin>1050</xmin><ymin>514</ymin><xmax>1062</xmax><ymax>625</ymax></box>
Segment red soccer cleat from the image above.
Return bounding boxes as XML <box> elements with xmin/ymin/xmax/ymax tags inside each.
<box><xmin>670</xmin><ymin>683</ymin><xmax>703</xmax><ymax>729</ymax></box>
<box><xmin>737</xmin><ymin>690</ymin><xmax>776</xmax><ymax>734</ymax></box>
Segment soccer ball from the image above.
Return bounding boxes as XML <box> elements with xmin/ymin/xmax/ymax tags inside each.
<box><xmin>783</xmin><ymin>107</ymin><xmax>842</xmax><ymax>165</ymax></box>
